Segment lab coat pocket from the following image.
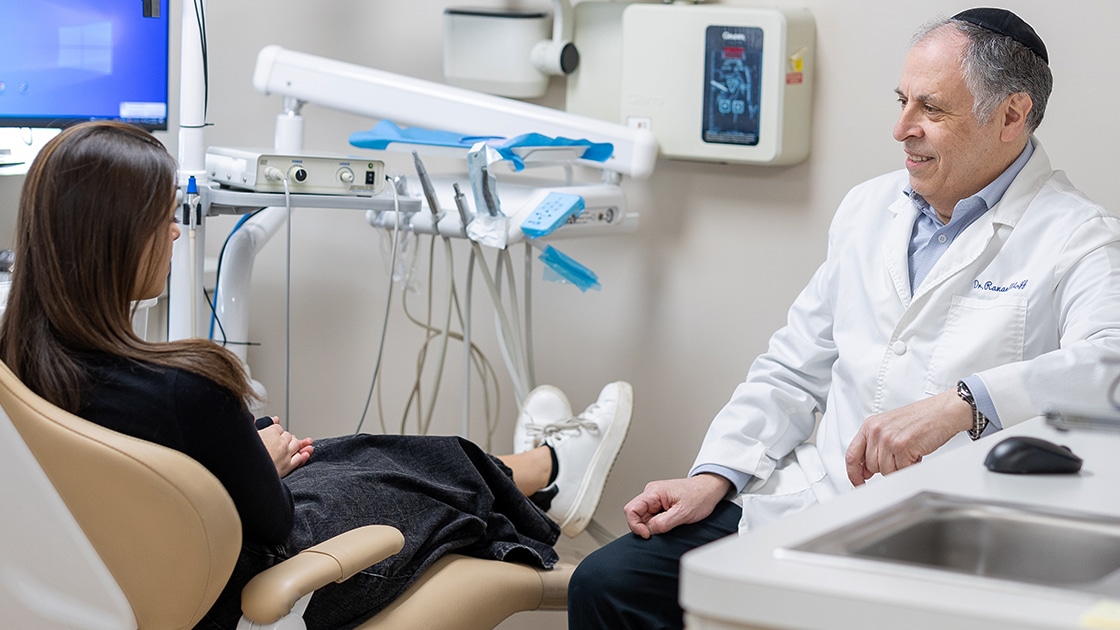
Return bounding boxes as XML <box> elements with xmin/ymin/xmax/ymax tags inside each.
<box><xmin>925</xmin><ymin>294</ymin><xmax>1027</xmax><ymax>395</ymax></box>
<box><xmin>738</xmin><ymin>443</ymin><xmax>838</xmax><ymax>535</ymax></box>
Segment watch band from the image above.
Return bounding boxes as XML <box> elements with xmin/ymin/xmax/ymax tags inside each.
<box><xmin>957</xmin><ymin>380</ymin><xmax>989</xmax><ymax>440</ymax></box>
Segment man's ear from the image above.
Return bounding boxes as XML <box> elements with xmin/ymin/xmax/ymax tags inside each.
<box><xmin>1001</xmin><ymin>92</ymin><xmax>1033</xmax><ymax>141</ymax></box>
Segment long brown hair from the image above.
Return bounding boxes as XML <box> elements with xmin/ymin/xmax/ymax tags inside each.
<box><xmin>0</xmin><ymin>121</ymin><xmax>257</xmax><ymax>412</ymax></box>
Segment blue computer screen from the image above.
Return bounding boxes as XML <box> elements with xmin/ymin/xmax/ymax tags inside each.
<box><xmin>0</xmin><ymin>0</ymin><xmax>170</xmax><ymax>130</ymax></box>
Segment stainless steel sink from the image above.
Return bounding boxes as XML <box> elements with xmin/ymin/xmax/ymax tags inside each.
<box><xmin>782</xmin><ymin>492</ymin><xmax>1120</xmax><ymax>593</ymax></box>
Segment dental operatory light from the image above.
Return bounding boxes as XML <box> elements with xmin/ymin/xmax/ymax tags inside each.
<box><xmin>252</xmin><ymin>46</ymin><xmax>656</xmax><ymax>180</ymax></box>
<box><xmin>443</xmin><ymin>0</ymin><xmax>578</xmax><ymax>98</ymax></box>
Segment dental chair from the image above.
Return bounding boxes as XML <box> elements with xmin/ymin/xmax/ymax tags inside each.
<box><xmin>0</xmin><ymin>360</ymin><xmax>571</xmax><ymax>629</ymax></box>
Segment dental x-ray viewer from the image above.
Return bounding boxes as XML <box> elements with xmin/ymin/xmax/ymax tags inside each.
<box><xmin>570</xmin><ymin>8</ymin><xmax>1120</xmax><ymax>628</ymax></box>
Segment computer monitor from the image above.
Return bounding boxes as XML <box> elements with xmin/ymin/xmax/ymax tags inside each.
<box><xmin>0</xmin><ymin>0</ymin><xmax>170</xmax><ymax>131</ymax></box>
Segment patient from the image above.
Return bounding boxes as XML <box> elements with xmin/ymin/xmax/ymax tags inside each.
<box><xmin>0</xmin><ymin>120</ymin><xmax>632</xmax><ymax>629</ymax></box>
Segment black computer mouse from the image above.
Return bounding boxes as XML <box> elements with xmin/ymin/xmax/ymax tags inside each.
<box><xmin>983</xmin><ymin>436</ymin><xmax>1083</xmax><ymax>474</ymax></box>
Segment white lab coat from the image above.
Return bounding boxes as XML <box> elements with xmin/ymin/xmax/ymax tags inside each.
<box><xmin>692</xmin><ymin>139</ymin><xmax>1120</xmax><ymax>534</ymax></box>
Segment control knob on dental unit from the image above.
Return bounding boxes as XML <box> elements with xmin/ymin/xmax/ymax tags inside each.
<box><xmin>288</xmin><ymin>165</ymin><xmax>308</xmax><ymax>183</ymax></box>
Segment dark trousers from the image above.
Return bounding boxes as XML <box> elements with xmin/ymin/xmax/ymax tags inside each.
<box><xmin>567</xmin><ymin>500</ymin><xmax>742</xmax><ymax>629</ymax></box>
<box><xmin>199</xmin><ymin>435</ymin><xmax>559</xmax><ymax>629</ymax></box>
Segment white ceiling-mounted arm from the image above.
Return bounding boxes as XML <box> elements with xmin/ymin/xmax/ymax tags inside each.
<box><xmin>553</xmin><ymin>0</ymin><xmax>574</xmax><ymax>43</ymax></box>
<box><xmin>251</xmin><ymin>45</ymin><xmax>658</xmax><ymax>180</ymax></box>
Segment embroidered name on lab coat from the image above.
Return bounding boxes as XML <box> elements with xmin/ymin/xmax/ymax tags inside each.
<box><xmin>973</xmin><ymin>279</ymin><xmax>1029</xmax><ymax>292</ymax></box>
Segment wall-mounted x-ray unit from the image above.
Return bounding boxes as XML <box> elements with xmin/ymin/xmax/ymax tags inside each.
<box><xmin>568</xmin><ymin>3</ymin><xmax>815</xmax><ymax>166</ymax></box>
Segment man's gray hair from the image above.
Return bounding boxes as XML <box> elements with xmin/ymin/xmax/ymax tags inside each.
<box><xmin>914</xmin><ymin>18</ymin><xmax>1052</xmax><ymax>133</ymax></box>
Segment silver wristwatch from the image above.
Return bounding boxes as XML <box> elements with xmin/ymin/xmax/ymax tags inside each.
<box><xmin>957</xmin><ymin>380</ymin><xmax>989</xmax><ymax>440</ymax></box>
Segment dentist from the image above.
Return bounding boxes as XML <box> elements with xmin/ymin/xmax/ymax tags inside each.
<box><xmin>569</xmin><ymin>8</ymin><xmax>1120</xmax><ymax>629</ymax></box>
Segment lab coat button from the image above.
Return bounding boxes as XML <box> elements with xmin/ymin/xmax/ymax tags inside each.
<box><xmin>892</xmin><ymin>340</ymin><xmax>907</xmax><ymax>355</ymax></box>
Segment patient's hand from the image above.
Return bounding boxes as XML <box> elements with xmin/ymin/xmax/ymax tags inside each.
<box><xmin>257</xmin><ymin>416</ymin><xmax>314</xmax><ymax>478</ymax></box>
<box><xmin>624</xmin><ymin>474</ymin><xmax>730</xmax><ymax>539</ymax></box>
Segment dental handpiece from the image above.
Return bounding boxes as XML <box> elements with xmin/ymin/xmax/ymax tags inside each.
<box><xmin>452</xmin><ymin>182</ymin><xmax>472</xmax><ymax>232</ymax></box>
<box><xmin>412</xmin><ymin>151</ymin><xmax>444</xmax><ymax>235</ymax></box>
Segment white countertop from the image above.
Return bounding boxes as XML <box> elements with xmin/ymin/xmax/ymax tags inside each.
<box><xmin>680</xmin><ymin>417</ymin><xmax>1120</xmax><ymax>630</ymax></box>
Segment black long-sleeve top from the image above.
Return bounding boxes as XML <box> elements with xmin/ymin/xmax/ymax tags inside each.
<box><xmin>75</xmin><ymin>354</ymin><xmax>294</xmax><ymax>545</ymax></box>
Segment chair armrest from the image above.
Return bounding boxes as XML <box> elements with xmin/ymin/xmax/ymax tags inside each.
<box><xmin>241</xmin><ymin>524</ymin><xmax>405</xmax><ymax>624</ymax></box>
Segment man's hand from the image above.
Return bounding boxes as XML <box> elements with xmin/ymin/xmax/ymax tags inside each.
<box><xmin>257</xmin><ymin>416</ymin><xmax>314</xmax><ymax>478</ymax></box>
<box><xmin>624</xmin><ymin>473</ymin><xmax>731</xmax><ymax>539</ymax></box>
<box><xmin>845</xmin><ymin>389</ymin><xmax>972</xmax><ymax>486</ymax></box>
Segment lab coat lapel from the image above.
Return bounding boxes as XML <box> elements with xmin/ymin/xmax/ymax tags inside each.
<box><xmin>911</xmin><ymin>212</ymin><xmax>997</xmax><ymax>302</ymax></box>
<box><xmin>882</xmin><ymin>196</ymin><xmax>918</xmax><ymax>306</ymax></box>
<box><xmin>911</xmin><ymin>139</ymin><xmax>1049</xmax><ymax>302</ymax></box>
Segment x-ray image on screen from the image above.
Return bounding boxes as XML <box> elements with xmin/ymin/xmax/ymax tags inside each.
<box><xmin>701</xmin><ymin>25</ymin><xmax>763</xmax><ymax>146</ymax></box>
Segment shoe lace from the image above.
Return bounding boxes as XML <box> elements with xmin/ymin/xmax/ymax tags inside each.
<box><xmin>527</xmin><ymin>415</ymin><xmax>600</xmax><ymax>440</ymax></box>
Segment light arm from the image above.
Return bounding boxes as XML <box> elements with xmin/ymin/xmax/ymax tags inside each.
<box><xmin>251</xmin><ymin>45</ymin><xmax>657</xmax><ymax>180</ymax></box>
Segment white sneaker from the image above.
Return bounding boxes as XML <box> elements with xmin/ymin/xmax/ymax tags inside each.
<box><xmin>544</xmin><ymin>381</ymin><xmax>633</xmax><ymax>537</ymax></box>
<box><xmin>514</xmin><ymin>385</ymin><xmax>572</xmax><ymax>454</ymax></box>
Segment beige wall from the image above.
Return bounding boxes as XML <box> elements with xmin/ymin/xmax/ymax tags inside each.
<box><xmin>0</xmin><ymin>1</ymin><xmax>1115</xmax><ymax>627</ymax></box>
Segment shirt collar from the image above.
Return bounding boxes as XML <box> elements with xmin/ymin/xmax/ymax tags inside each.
<box><xmin>903</xmin><ymin>141</ymin><xmax>1034</xmax><ymax>224</ymax></box>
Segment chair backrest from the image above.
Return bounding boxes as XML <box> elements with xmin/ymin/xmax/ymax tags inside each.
<box><xmin>0</xmin><ymin>386</ymin><xmax>135</xmax><ymax>628</ymax></box>
<box><xmin>0</xmin><ymin>360</ymin><xmax>242</xmax><ymax>629</ymax></box>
